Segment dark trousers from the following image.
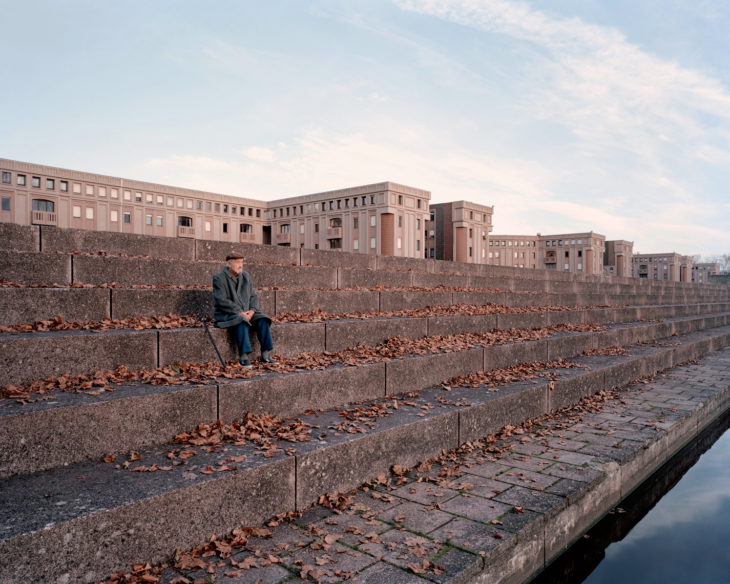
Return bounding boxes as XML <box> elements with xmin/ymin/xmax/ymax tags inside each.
<box><xmin>235</xmin><ymin>319</ymin><xmax>274</xmax><ymax>356</ymax></box>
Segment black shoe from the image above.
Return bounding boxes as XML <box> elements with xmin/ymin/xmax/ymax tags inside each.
<box><xmin>239</xmin><ymin>356</ymin><xmax>252</xmax><ymax>367</ymax></box>
<box><xmin>261</xmin><ymin>352</ymin><xmax>278</xmax><ymax>364</ymax></box>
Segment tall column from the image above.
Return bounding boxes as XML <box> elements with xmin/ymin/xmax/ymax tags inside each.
<box><xmin>669</xmin><ymin>264</ymin><xmax>675</xmax><ymax>281</ymax></box>
<box><xmin>454</xmin><ymin>227</ymin><xmax>467</xmax><ymax>263</ymax></box>
<box><xmin>585</xmin><ymin>249</ymin><xmax>593</xmax><ymax>274</ymax></box>
<box><xmin>617</xmin><ymin>254</ymin><xmax>624</xmax><ymax>277</ymax></box>
<box><xmin>380</xmin><ymin>213</ymin><xmax>394</xmax><ymax>256</ymax></box>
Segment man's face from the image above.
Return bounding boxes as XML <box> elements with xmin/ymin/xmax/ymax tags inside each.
<box><xmin>227</xmin><ymin>258</ymin><xmax>244</xmax><ymax>275</ymax></box>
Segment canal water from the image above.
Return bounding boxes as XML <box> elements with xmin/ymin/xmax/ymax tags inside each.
<box><xmin>529</xmin><ymin>409</ymin><xmax>730</xmax><ymax>584</ymax></box>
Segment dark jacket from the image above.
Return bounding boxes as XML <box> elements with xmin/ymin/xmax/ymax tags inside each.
<box><xmin>212</xmin><ymin>267</ymin><xmax>271</xmax><ymax>328</ymax></box>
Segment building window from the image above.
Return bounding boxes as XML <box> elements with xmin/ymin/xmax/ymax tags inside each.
<box><xmin>146</xmin><ymin>193</ymin><xmax>153</xmax><ymax>203</ymax></box>
<box><xmin>469</xmin><ymin>247</ymin><xmax>473</xmax><ymax>257</ymax></box>
<box><xmin>370</xmin><ymin>216</ymin><xmax>376</xmax><ymax>227</ymax></box>
<box><xmin>430</xmin><ymin>249</ymin><xmax>435</xmax><ymax>258</ymax></box>
<box><xmin>156</xmin><ymin>216</ymin><xmax>163</xmax><ymax>227</ymax></box>
<box><xmin>72</xmin><ymin>205</ymin><xmax>81</xmax><ymax>218</ymax></box>
<box><xmin>85</xmin><ymin>185</ymin><xmax>94</xmax><ymax>195</ymax></box>
<box><xmin>353</xmin><ymin>217</ymin><xmax>359</xmax><ymax>229</ymax></box>
<box><xmin>397</xmin><ymin>237</ymin><xmax>402</xmax><ymax>249</ymax></box>
<box><xmin>214</xmin><ymin>203</ymin><xmax>220</xmax><ymax>212</ymax></box>
<box><xmin>85</xmin><ymin>207</ymin><xmax>94</xmax><ymax>219</ymax></box>
<box><xmin>417</xmin><ymin>199</ymin><xmax>421</xmax><ymax>209</ymax></box>
<box><xmin>204</xmin><ymin>202</ymin><xmax>211</xmax><ymax>211</ymax></box>
<box><xmin>122</xmin><ymin>212</ymin><xmax>130</xmax><ymax>223</ymax></box>
<box><xmin>578</xmin><ymin>250</ymin><xmax>582</xmax><ymax>257</ymax></box>
<box><xmin>205</xmin><ymin>221</ymin><xmax>211</xmax><ymax>232</ymax></box>
<box><xmin>136</xmin><ymin>192</ymin><xmax>143</xmax><ymax>202</ymax></box>
<box><xmin>362</xmin><ymin>196</ymin><xmax>367</xmax><ymax>206</ymax></box>
<box><xmin>577</xmin><ymin>263</ymin><xmax>583</xmax><ymax>270</ymax></box>
<box><xmin>564</xmin><ymin>263</ymin><xmax>569</xmax><ymax>270</ymax></box>
<box><xmin>370</xmin><ymin>237</ymin><xmax>376</xmax><ymax>249</ymax></box>
<box><xmin>398</xmin><ymin>195</ymin><xmax>403</xmax><ymax>205</ymax></box>
<box><xmin>353</xmin><ymin>239</ymin><xmax>359</xmax><ymax>250</ymax></box>
<box><xmin>565</xmin><ymin>251</ymin><xmax>569</xmax><ymax>258</ymax></box>
<box><xmin>123</xmin><ymin>190</ymin><xmax>130</xmax><ymax>200</ymax></box>
<box><xmin>46</xmin><ymin>178</ymin><xmax>55</xmax><ymax>190</ymax></box>
<box><xmin>300</xmin><ymin>224</ymin><xmax>305</xmax><ymax>234</ymax></box>
<box><xmin>398</xmin><ymin>215</ymin><xmax>403</xmax><ymax>228</ymax></box>
<box><xmin>32</xmin><ymin>176</ymin><xmax>41</xmax><ymax>188</ymax></box>
<box><xmin>281</xmin><ymin>224</ymin><xmax>290</xmax><ymax>233</ymax></box>
<box><xmin>222</xmin><ymin>222</ymin><xmax>228</xmax><ymax>233</ymax></box>
<box><xmin>99</xmin><ymin>187</ymin><xmax>106</xmax><ymax>197</ymax></box>
<box><xmin>17</xmin><ymin>174</ymin><xmax>26</xmax><ymax>186</ymax></box>
<box><xmin>416</xmin><ymin>219</ymin><xmax>420</xmax><ymax>229</ymax></box>
<box><xmin>58</xmin><ymin>181</ymin><xmax>67</xmax><ymax>192</ymax></box>
<box><xmin>416</xmin><ymin>240</ymin><xmax>420</xmax><ymax>251</ymax></box>
<box><xmin>314</xmin><ymin>223</ymin><xmax>319</xmax><ymax>233</ymax></box>
<box><xmin>1</xmin><ymin>197</ymin><xmax>11</xmax><ymax>211</ymax></box>
<box><xmin>110</xmin><ymin>210</ymin><xmax>118</xmax><ymax>222</ymax></box>
<box><xmin>1</xmin><ymin>172</ymin><xmax>10</xmax><ymax>184</ymax></box>
<box><xmin>256</xmin><ymin>209</ymin><xmax>260</xmax><ymax>218</ymax></box>
<box><xmin>146</xmin><ymin>214</ymin><xmax>152</xmax><ymax>225</ymax></box>
<box><xmin>111</xmin><ymin>188</ymin><xmax>118</xmax><ymax>198</ymax></box>
<box><xmin>32</xmin><ymin>199</ymin><xmax>54</xmax><ymax>212</ymax></box>
<box><xmin>177</xmin><ymin>199</ymin><xmax>183</xmax><ymax>208</ymax></box>
<box><xmin>187</xmin><ymin>200</ymin><xmax>193</xmax><ymax>209</ymax></box>
<box><xmin>168</xmin><ymin>197</ymin><xmax>174</xmax><ymax>206</ymax></box>
<box><xmin>179</xmin><ymin>216</ymin><xmax>193</xmax><ymax>227</ymax></box>
<box><xmin>370</xmin><ymin>195</ymin><xmax>375</xmax><ymax>204</ymax></box>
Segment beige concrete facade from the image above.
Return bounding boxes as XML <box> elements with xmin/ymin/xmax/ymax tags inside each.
<box><xmin>692</xmin><ymin>262</ymin><xmax>721</xmax><ymax>284</ymax></box>
<box><xmin>266</xmin><ymin>182</ymin><xmax>430</xmax><ymax>257</ymax></box>
<box><xmin>486</xmin><ymin>235</ymin><xmax>539</xmax><ymax>269</ymax></box>
<box><xmin>0</xmin><ymin>159</ymin><xmax>432</xmax><ymax>258</ymax></box>
<box><xmin>425</xmin><ymin>201</ymin><xmax>493</xmax><ymax>263</ymax></box>
<box><xmin>603</xmin><ymin>240</ymin><xmax>634</xmax><ymax>278</ymax></box>
<box><xmin>632</xmin><ymin>252</ymin><xmax>694</xmax><ymax>282</ymax></box>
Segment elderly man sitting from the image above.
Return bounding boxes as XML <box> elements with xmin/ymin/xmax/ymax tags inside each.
<box><xmin>212</xmin><ymin>253</ymin><xmax>277</xmax><ymax>367</ymax></box>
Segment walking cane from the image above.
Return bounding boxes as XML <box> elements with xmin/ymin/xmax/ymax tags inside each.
<box><xmin>200</xmin><ymin>315</ymin><xmax>227</xmax><ymax>372</ymax></box>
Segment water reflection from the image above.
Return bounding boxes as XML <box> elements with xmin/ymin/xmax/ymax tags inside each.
<box><xmin>529</xmin><ymin>409</ymin><xmax>730</xmax><ymax>584</ymax></box>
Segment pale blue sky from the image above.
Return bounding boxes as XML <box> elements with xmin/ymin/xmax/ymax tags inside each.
<box><xmin>2</xmin><ymin>0</ymin><xmax>729</xmax><ymax>256</ymax></box>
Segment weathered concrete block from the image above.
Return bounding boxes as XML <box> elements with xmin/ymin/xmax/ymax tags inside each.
<box><xmin>0</xmin><ymin>287</ymin><xmax>110</xmax><ymax>325</ymax></box>
<box><xmin>0</xmin><ymin>222</ymin><xmax>39</xmax><ymax>252</ymax></box>
<box><xmin>195</xmin><ymin>239</ymin><xmax>299</xmax><ymax>264</ymax></box>
<box><xmin>326</xmin><ymin>317</ymin><xmax>427</xmax><ymax>352</ymax></box>
<box><xmin>0</xmin><ymin>329</ymin><xmax>157</xmax><ymax>385</ymax></box>
<box><xmin>338</xmin><ymin>268</ymin><xmax>412</xmax><ymax>289</ymax></box>
<box><xmin>546</xmin><ymin>334</ymin><xmax>594</xmax><ymax>360</ymax></box>
<box><xmin>110</xmin><ymin>289</ymin><xmax>215</xmax><ymax>319</ymax></box>
<box><xmin>40</xmin><ymin>226</ymin><xmax>195</xmax><ymax>259</ymax></box>
<box><xmin>376</xmin><ymin>255</ymin><xmax>429</xmax><ymax>273</ymax></box>
<box><xmin>546</xmin><ymin>309</ymin><xmax>586</xmax><ymax>327</ymax></box>
<box><xmin>459</xmin><ymin>383</ymin><xmax>549</xmax><ymax>444</ymax></box>
<box><xmin>496</xmin><ymin>312</ymin><xmax>546</xmax><ymax>330</ymax></box>
<box><xmin>0</xmin><ymin>250</ymin><xmax>70</xmax><ymax>284</ymax></box>
<box><xmin>0</xmin><ymin>457</ymin><xmax>294</xmax><ymax>583</ymax></box>
<box><xmin>0</xmin><ymin>383</ymin><xmax>216</xmax><ymax>477</ymax></box>
<box><xmin>451</xmin><ymin>291</ymin><xmax>509</xmax><ymax>306</ymax></box>
<box><xmin>274</xmin><ymin>289</ymin><xmax>379</xmax><ymax>315</ymax></box>
<box><xmin>379</xmin><ymin>291</ymin><xmax>452</xmax><ymax>311</ymax></box>
<box><xmin>301</xmin><ymin>248</ymin><xmax>375</xmax><ymax>270</ymax></box>
<box><xmin>484</xmin><ymin>340</ymin><xmax>549</xmax><ymax>371</ymax></box>
<box><xmin>411</xmin><ymin>271</ymin><xmax>470</xmax><ymax>289</ymax></box>
<box><xmin>427</xmin><ymin>314</ymin><xmax>497</xmax><ymax>336</ymax></box>
<box><xmin>73</xmin><ymin>255</ymin><xmax>218</xmax><ymax>286</ymax></box>
<box><xmin>385</xmin><ymin>349</ymin><xmax>483</xmax><ymax>394</ymax></box>
<box><xmin>295</xmin><ymin>411</ymin><xmax>459</xmax><ymax>510</ymax></box>
<box><xmin>219</xmin><ymin>363</ymin><xmax>386</xmax><ymax>419</ymax></box>
<box><xmin>549</xmin><ymin>369</ymin><xmax>605</xmax><ymax>411</ymax></box>
<box><xmin>248</xmin><ymin>263</ymin><xmax>337</xmax><ymax>289</ymax></box>
<box><xmin>602</xmin><ymin>358</ymin><xmax>644</xmax><ymax>390</ymax></box>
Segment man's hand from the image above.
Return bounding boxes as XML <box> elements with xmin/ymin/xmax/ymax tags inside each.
<box><xmin>240</xmin><ymin>310</ymin><xmax>255</xmax><ymax>321</ymax></box>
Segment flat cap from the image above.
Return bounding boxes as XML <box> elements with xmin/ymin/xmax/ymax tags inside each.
<box><xmin>226</xmin><ymin>253</ymin><xmax>244</xmax><ymax>261</ymax></box>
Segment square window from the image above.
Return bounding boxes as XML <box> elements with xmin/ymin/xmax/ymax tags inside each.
<box><xmin>32</xmin><ymin>176</ymin><xmax>41</xmax><ymax>188</ymax></box>
<box><xmin>98</xmin><ymin>186</ymin><xmax>106</xmax><ymax>197</ymax></box>
<box><xmin>157</xmin><ymin>195</ymin><xmax>163</xmax><ymax>204</ymax></box>
<box><xmin>1</xmin><ymin>197</ymin><xmax>10</xmax><ymax>211</ymax></box>
<box><xmin>60</xmin><ymin>181</ymin><xmax>68</xmax><ymax>192</ymax></box>
<box><xmin>72</xmin><ymin>205</ymin><xmax>81</xmax><ymax>218</ymax></box>
<box><xmin>1</xmin><ymin>172</ymin><xmax>10</xmax><ymax>184</ymax></box>
<box><xmin>86</xmin><ymin>185</ymin><xmax>94</xmax><ymax>195</ymax></box>
<box><xmin>123</xmin><ymin>212</ymin><xmax>131</xmax><ymax>223</ymax></box>
<box><xmin>86</xmin><ymin>207</ymin><xmax>94</xmax><ymax>219</ymax></box>
<box><xmin>124</xmin><ymin>190</ymin><xmax>131</xmax><ymax>200</ymax></box>
<box><xmin>111</xmin><ymin>188</ymin><xmax>118</xmax><ymax>198</ymax></box>
<box><xmin>205</xmin><ymin>202</ymin><xmax>212</xmax><ymax>211</ymax></box>
<box><xmin>136</xmin><ymin>192</ymin><xmax>143</xmax><ymax>202</ymax></box>
<box><xmin>168</xmin><ymin>197</ymin><xmax>174</xmax><ymax>206</ymax></box>
<box><xmin>46</xmin><ymin>178</ymin><xmax>55</xmax><ymax>190</ymax></box>
<box><xmin>146</xmin><ymin>194</ymin><xmax>153</xmax><ymax>203</ymax></box>
<box><xmin>17</xmin><ymin>174</ymin><xmax>26</xmax><ymax>186</ymax></box>
<box><xmin>187</xmin><ymin>200</ymin><xmax>193</xmax><ymax>209</ymax></box>
<box><xmin>177</xmin><ymin>199</ymin><xmax>183</xmax><ymax>208</ymax></box>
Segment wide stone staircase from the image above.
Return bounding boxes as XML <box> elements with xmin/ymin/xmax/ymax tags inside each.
<box><xmin>1</xmin><ymin>223</ymin><xmax>729</xmax><ymax>583</ymax></box>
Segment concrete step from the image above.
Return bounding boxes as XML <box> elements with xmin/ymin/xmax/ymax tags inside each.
<box><xmin>1</xmin><ymin>325</ymin><xmax>729</xmax><ymax>583</ymax></box>
<box><xmin>2</xmin><ymin>249</ymin><xmax>728</xmax><ymax>303</ymax></box>
<box><xmin>2</xmin><ymin>274</ymin><xmax>727</xmax><ymax>325</ymax></box>
<box><xmin>2</xmin><ymin>302</ymin><xmax>730</xmax><ymax>386</ymax></box>
<box><xmin>2</xmin><ymin>312</ymin><xmax>729</xmax><ymax>478</ymax></box>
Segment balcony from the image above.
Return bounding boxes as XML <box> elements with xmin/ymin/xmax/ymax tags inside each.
<box><xmin>177</xmin><ymin>225</ymin><xmax>195</xmax><ymax>238</ymax></box>
<box><xmin>544</xmin><ymin>252</ymin><xmax>556</xmax><ymax>263</ymax></box>
<box><xmin>239</xmin><ymin>232</ymin><xmax>256</xmax><ymax>243</ymax></box>
<box><xmin>275</xmin><ymin>232</ymin><xmax>291</xmax><ymax>245</ymax></box>
<box><xmin>326</xmin><ymin>226</ymin><xmax>343</xmax><ymax>239</ymax></box>
<box><xmin>31</xmin><ymin>210</ymin><xmax>57</xmax><ymax>226</ymax></box>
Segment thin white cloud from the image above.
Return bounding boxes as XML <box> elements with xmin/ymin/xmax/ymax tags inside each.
<box><xmin>242</xmin><ymin>146</ymin><xmax>276</xmax><ymax>163</ymax></box>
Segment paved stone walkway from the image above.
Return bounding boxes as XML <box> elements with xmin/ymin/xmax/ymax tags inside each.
<box><xmin>142</xmin><ymin>347</ymin><xmax>730</xmax><ymax>584</ymax></box>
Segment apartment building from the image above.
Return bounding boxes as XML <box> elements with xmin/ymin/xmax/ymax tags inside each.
<box><xmin>632</xmin><ymin>253</ymin><xmax>693</xmax><ymax>282</ymax></box>
<box><xmin>266</xmin><ymin>182</ymin><xmax>430</xmax><ymax>256</ymax></box>
<box><xmin>603</xmin><ymin>240</ymin><xmax>634</xmax><ymax>278</ymax></box>
<box><xmin>0</xmin><ymin>159</ymin><xmax>433</xmax><ymax>258</ymax></box>
<box><xmin>486</xmin><ymin>235</ymin><xmax>539</xmax><ymax>269</ymax></box>
<box><xmin>425</xmin><ymin>201</ymin><xmax>493</xmax><ymax>263</ymax></box>
<box><xmin>692</xmin><ymin>262</ymin><xmax>721</xmax><ymax>284</ymax></box>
